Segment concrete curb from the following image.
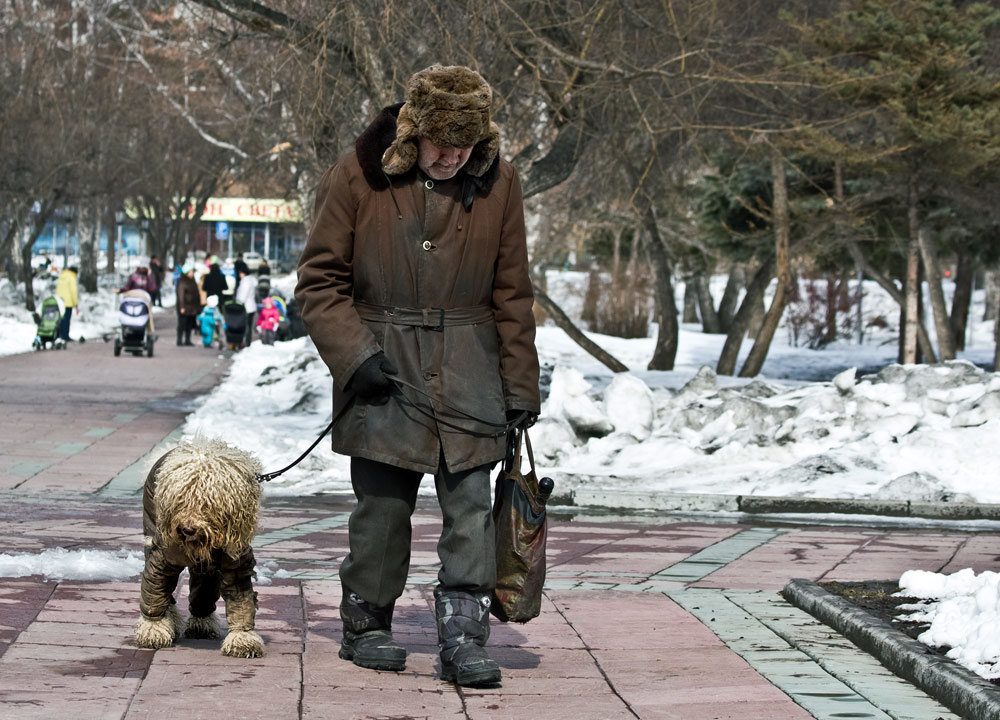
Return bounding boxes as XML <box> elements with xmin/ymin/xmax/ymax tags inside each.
<box><xmin>782</xmin><ymin>578</ymin><xmax>1000</xmax><ymax>720</ymax></box>
<box><xmin>563</xmin><ymin>488</ymin><xmax>1000</xmax><ymax>521</ymax></box>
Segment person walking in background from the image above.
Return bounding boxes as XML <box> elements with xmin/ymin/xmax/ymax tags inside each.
<box><xmin>149</xmin><ymin>255</ymin><xmax>164</xmax><ymax>306</ymax></box>
<box><xmin>255</xmin><ymin>297</ymin><xmax>280</xmax><ymax>345</ymax></box>
<box><xmin>119</xmin><ymin>262</ymin><xmax>157</xmax><ymax>295</ymax></box>
<box><xmin>234</xmin><ymin>253</ymin><xmax>250</xmax><ymax>278</ymax></box>
<box><xmin>201</xmin><ymin>262</ymin><xmax>228</xmax><ymax>307</ymax></box>
<box><xmin>54</xmin><ymin>265</ymin><xmax>79</xmax><ymax>344</ymax></box>
<box><xmin>175</xmin><ymin>263</ymin><xmax>201</xmax><ymax>346</ymax></box>
<box><xmin>295</xmin><ymin>64</ymin><xmax>540</xmax><ymax>688</ymax></box>
<box><xmin>257</xmin><ymin>257</ymin><xmax>271</xmax><ymax>277</ymax></box>
<box><xmin>235</xmin><ymin>266</ymin><xmax>257</xmax><ymax>347</ymax></box>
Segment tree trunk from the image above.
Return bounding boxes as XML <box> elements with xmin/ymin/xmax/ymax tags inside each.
<box><xmin>694</xmin><ymin>273</ymin><xmax>721</xmax><ymax>333</ymax></box>
<box><xmin>531</xmin><ymin>282</ymin><xmax>628</xmax><ymax>373</ymax></box>
<box><xmin>717</xmin><ymin>256</ymin><xmax>775</xmax><ymax>376</ymax></box>
<box><xmin>746</xmin><ymin>273</ymin><xmax>766</xmax><ymax>338</ymax></box>
<box><xmin>642</xmin><ymin>207</ymin><xmax>678</xmax><ymax>371</ymax></box>
<box><xmin>682</xmin><ymin>278</ymin><xmax>699</xmax><ymax>323</ymax></box>
<box><xmin>916</xmin><ymin>228</ymin><xmax>955</xmax><ymax>360</ymax></box>
<box><xmin>994</xmin><ymin>296</ymin><xmax>999</xmax><ymax>371</ymax></box>
<box><xmin>949</xmin><ymin>252</ymin><xmax>973</xmax><ymax>351</ymax></box>
<box><xmin>103</xmin><ymin>206</ymin><xmax>117</xmax><ymax>277</ymax></box>
<box><xmin>20</xmin><ymin>237</ymin><xmax>37</xmax><ymax>313</ymax></box>
<box><xmin>822</xmin><ymin>272</ymin><xmax>842</xmax><ymax>345</ymax></box>
<box><xmin>902</xmin><ymin>176</ymin><xmax>921</xmax><ymax>364</ymax></box>
<box><xmin>20</xmin><ymin>203</ymin><xmax>57</xmax><ymax>312</ymax></box>
<box><xmin>984</xmin><ymin>269</ymin><xmax>999</xmax><ymax>322</ymax></box>
<box><xmin>739</xmin><ymin>151</ymin><xmax>791</xmax><ymax>378</ymax></box>
<box><xmin>78</xmin><ymin>201</ymin><xmax>99</xmax><ymax>293</ymax></box>
<box><xmin>717</xmin><ymin>263</ymin><xmax>742</xmax><ymax>332</ymax></box>
<box><xmin>847</xmin><ymin>240</ymin><xmax>937</xmax><ymax>362</ymax></box>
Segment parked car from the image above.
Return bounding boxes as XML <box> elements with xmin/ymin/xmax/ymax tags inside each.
<box><xmin>243</xmin><ymin>251</ymin><xmax>263</xmax><ymax>270</ymax></box>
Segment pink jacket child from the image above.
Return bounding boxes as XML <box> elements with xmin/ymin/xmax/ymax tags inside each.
<box><xmin>256</xmin><ymin>297</ymin><xmax>281</xmax><ymax>345</ymax></box>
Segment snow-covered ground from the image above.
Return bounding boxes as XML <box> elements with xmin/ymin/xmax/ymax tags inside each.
<box><xmin>897</xmin><ymin>568</ymin><xmax>1000</xmax><ymax>681</ymax></box>
<box><xmin>173</xmin><ymin>270</ymin><xmax>999</xmax><ymax>507</ymax></box>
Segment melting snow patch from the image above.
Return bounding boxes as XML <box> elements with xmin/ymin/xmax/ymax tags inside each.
<box><xmin>0</xmin><ymin>547</ymin><xmax>144</xmax><ymax>581</ymax></box>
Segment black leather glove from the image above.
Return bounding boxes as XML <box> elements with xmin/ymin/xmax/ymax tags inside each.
<box><xmin>348</xmin><ymin>352</ymin><xmax>398</xmax><ymax>405</ymax></box>
<box><xmin>506</xmin><ymin>409</ymin><xmax>538</xmax><ymax>432</ymax></box>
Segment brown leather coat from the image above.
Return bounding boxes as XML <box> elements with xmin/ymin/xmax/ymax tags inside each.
<box><xmin>296</xmin><ymin>106</ymin><xmax>540</xmax><ymax>474</ymax></box>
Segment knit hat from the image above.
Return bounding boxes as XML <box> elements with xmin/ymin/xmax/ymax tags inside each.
<box><xmin>381</xmin><ymin>64</ymin><xmax>501</xmax><ymax>179</ymax></box>
<box><xmin>206</xmin><ymin>295</ymin><xmax>219</xmax><ymax>308</ymax></box>
<box><xmin>181</xmin><ymin>262</ymin><xmax>194</xmax><ymax>274</ymax></box>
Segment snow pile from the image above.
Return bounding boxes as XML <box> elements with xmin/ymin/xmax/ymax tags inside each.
<box><xmin>896</xmin><ymin>568</ymin><xmax>1000</xmax><ymax>680</ymax></box>
<box><xmin>0</xmin><ymin>547</ymin><xmax>144</xmax><ymax>581</ymax></box>
<box><xmin>181</xmin><ymin>336</ymin><xmax>350</xmax><ymax>496</ymax></box>
<box><xmin>179</xmin><ymin>328</ymin><xmax>998</xmax><ymax>504</ymax></box>
<box><xmin>534</xmin><ymin>359</ymin><xmax>999</xmax><ymax>502</ymax></box>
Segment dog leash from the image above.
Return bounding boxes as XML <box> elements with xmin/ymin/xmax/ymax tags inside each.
<box><xmin>255</xmin><ymin>402</ymin><xmax>351</xmax><ymax>483</ymax></box>
<box><xmin>256</xmin><ymin>375</ymin><xmax>530</xmax><ymax>483</ymax></box>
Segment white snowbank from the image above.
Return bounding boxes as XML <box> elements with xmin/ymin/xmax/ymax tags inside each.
<box><xmin>0</xmin><ymin>547</ymin><xmax>286</xmax><ymax>585</ymax></box>
<box><xmin>0</xmin><ymin>547</ymin><xmax>144</xmax><ymax>581</ymax></box>
<box><xmin>179</xmin><ymin>332</ymin><xmax>999</xmax><ymax>505</ymax></box>
<box><xmin>897</xmin><ymin>568</ymin><xmax>1000</xmax><ymax>680</ymax></box>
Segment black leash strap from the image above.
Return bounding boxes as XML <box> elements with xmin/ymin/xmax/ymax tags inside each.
<box><xmin>256</xmin><ymin>373</ymin><xmax>530</xmax><ymax>483</ymax></box>
<box><xmin>386</xmin><ymin>374</ymin><xmax>527</xmax><ymax>438</ymax></box>
<box><xmin>256</xmin><ymin>402</ymin><xmax>351</xmax><ymax>483</ymax></box>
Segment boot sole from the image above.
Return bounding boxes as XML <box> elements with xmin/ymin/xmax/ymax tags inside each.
<box><xmin>442</xmin><ymin>665</ymin><xmax>502</xmax><ymax>687</ymax></box>
<box><xmin>338</xmin><ymin>647</ymin><xmax>406</xmax><ymax>672</ymax></box>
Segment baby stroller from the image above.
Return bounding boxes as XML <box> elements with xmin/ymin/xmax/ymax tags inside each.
<box><xmin>268</xmin><ymin>293</ymin><xmax>290</xmax><ymax>341</ymax></box>
<box><xmin>32</xmin><ymin>296</ymin><xmax>64</xmax><ymax>350</ymax></box>
<box><xmin>114</xmin><ymin>289</ymin><xmax>155</xmax><ymax>357</ymax></box>
<box><xmin>222</xmin><ymin>300</ymin><xmax>248</xmax><ymax>350</ymax></box>
<box><xmin>255</xmin><ymin>274</ymin><xmax>272</xmax><ymax>304</ymax></box>
<box><xmin>285</xmin><ymin>296</ymin><xmax>307</xmax><ymax>339</ymax></box>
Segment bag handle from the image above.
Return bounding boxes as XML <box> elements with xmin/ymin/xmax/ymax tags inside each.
<box><xmin>505</xmin><ymin>427</ymin><xmax>537</xmax><ymax>479</ymax></box>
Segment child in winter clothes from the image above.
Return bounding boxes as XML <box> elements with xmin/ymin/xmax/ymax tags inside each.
<box><xmin>255</xmin><ymin>297</ymin><xmax>281</xmax><ymax>345</ymax></box>
<box><xmin>198</xmin><ymin>295</ymin><xmax>222</xmax><ymax>348</ymax></box>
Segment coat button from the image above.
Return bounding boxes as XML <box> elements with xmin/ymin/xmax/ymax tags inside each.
<box><xmin>424</xmin><ymin>179</ymin><xmax>434</xmax><ymax>189</ymax></box>
<box><xmin>422</xmin><ymin>240</ymin><xmax>432</xmax><ymax>251</ymax></box>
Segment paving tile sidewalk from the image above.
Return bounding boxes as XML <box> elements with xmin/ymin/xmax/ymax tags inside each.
<box><xmin>0</xmin><ymin>314</ymin><xmax>994</xmax><ymax>719</ymax></box>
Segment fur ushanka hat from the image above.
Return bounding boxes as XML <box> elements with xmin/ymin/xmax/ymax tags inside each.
<box><xmin>381</xmin><ymin>64</ymin><xmax>501</xmax><ymax>179</ymax></box>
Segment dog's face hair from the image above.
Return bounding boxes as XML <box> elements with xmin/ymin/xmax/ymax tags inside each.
<box><xmin>154</xmin><ymin>438</ymin><xmax>262</xmax><ymax>564</ymax></box>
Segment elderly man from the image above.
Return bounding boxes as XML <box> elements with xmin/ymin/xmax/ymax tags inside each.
<box><xmin>295</xmin><ymin>65</ymin><xmax>540</xmax><ymax>687</ymax></box>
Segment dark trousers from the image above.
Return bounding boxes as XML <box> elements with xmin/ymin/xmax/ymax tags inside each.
<box><xmin>176</xmin><ymin>314</ymin><xmax>195</xmax><ymax>344</ymax></box>
<box><xmin>339</xmin><ymin>456</ymin><xmax>496</xmax><ymax>608</ymax></box>
<box><xmin>244</xmin><ymin>312</ymin><xmax>255</xmax><ymax>346</ymax></box>
<box><xmin>58</xmin><ymin>307</ymin><xmax>73</xmax><ymax>340</ymax></box>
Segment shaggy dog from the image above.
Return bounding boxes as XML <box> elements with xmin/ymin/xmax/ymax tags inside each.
<box><xmin>133</xmin><ymin>438</ymin><xmax>265</xmax><ymax>658</ymax></box>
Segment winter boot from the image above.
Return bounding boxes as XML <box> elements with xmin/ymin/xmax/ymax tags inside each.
<box><xmin>435</xmin><ymin>587</ymin><xmax>501</xmax><ymax>687</ymax></box>
<box><xmin>338</xmin><ymin>589</ymin><xmax>406</xmax><ymax>671</ymax></box>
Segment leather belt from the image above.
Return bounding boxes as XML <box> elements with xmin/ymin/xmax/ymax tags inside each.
<box><xmin>354</xmin><ymin>302</ymin><xmax>493</xmax><ymax>331</ymax></box>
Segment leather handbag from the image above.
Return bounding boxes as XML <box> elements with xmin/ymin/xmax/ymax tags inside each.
<box><xmin>490</xmin><ymin>428</ymin><xmax>553</xmax><ymax>623</ymax></box>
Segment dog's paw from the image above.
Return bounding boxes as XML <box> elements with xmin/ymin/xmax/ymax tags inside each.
<box><xmin>134</xmin><ymin>615</ymin><xmax>177</xmax><ymax>649</ymax></box>
<box><xmin>221</xmin><ymin>630</ymin><xmax>265</xmax><ymax>658</ymax></box>
<box><xmin>184</xmin><ymin>612</ymin><xmax>221</xmax><ymax>639</ymax></box>
<box><xmin>166</xmin><ymin>604</ymin><xmax>185</xmax><ymax>637</ymax></box>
